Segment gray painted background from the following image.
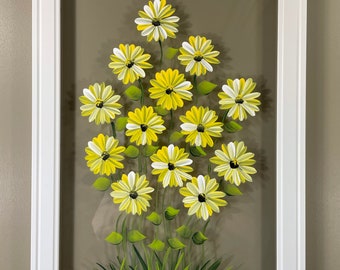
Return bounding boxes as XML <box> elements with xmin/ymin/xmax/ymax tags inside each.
<box><xmin>0</xmin><ymin>0</ymin><xmax>339</xmax><ymax>269</ymax></box>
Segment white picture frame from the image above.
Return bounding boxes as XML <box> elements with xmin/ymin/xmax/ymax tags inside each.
<box><xmin>31</xmin><ymin>0</ymin><xmax>306</xmax><ymax>269</ymax></box>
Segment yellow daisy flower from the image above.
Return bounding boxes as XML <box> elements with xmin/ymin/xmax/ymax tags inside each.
<box><xmin>79</xmin><ymin>83</ymin><xmax>122</xmax><ymax>125</ymax></box>
<box><xmin>85</xmin><ymin>134</ymin><xmax>125</xmax><ymax>176</ymax></box>
<box><xmin>126</xmin><ymin>106</ymin><xmax>166</xmax><ymax>145</ymax></box>
<box><xmin>150</xmin><ymin>144</ymin><xmax>193</xmax><ymax>188</ymax></box>
<box><xmin>218</xmin><ymin>78</ymin><xmax>261</xmax><ymax>121</ymax></box>
<box><xmin>149</xmin><ymin>68</ymin><xmax>193</xmax><ymax>110</ymax></box>
<box><xmin>108</xmin><ymin>44</ymin><xmax>153</xmax><ymax>85</ymax></box>
<box><xmin>110</xmin><ymin>171</ymin><xmax>154</xmax><ymax>215</ymax></box>
<box><xmin>180</xmin><ymin>175</ymin><xmax>227</xmax><ymax>221</ymax></box>
<box><xmin>134</xmin><ymin>0</ymin><xmax>179</xmax><ymax>42</ymax></box>
<box><xmin>180</xmin><ymin>106</ymin><xmax>223</xmax><ymax>147</ymax></box>
<box><xmin>178</xmin><ymin>35</ymin><xmax>220</xmax><ymax>76</ymax></box>
<box><xmin>210</xmin><ymin>141</ymin><xmax>257</xmax><ymax>186</ymax></box>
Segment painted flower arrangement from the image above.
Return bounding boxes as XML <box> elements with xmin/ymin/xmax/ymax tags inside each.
<box><xmin>79</xmin><ymin>0</ymin><xmax>261</xmax><ymax>269</ymax></box>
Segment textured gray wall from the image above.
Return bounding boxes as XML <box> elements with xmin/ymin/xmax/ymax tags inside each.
<box><xmin>0</xmin><ymin>0</ymin><xmax>31</xmax><ymax>269</ymax></box>
<box><xmin>306</xmin><ymin>0</ymin><xmax>340</xmax><ymax>269</ymax></box>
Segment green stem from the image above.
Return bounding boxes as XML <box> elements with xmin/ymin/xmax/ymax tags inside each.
<box><xmin>138</xmin><ymin>78</ymin><xmax>145</xmax><ymax>106</ymax></box>
<box><xmin>138</xmin><ymin>146</ymin><xmax>143</xmax><ymax>174</ymax></box>
<box><xmin>193</xmin><ymin>75</ymin><xmax>198</xmax><ymax>105</ymax></box>
<box><xmin>111</xmin><ymin>121</ymin><xmax>117</xmax><ymax>138</ymax></box>
<box><xmin>221</xmin><ymin>109</ymin><xmax>228</xmax><ymax>124</ymax></box>
<box><xmin>158</xmin><ymin>40</ymin><xmax>163</xmax><ymax>66</ymax></box>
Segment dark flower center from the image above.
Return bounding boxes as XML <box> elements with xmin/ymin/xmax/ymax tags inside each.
<box><xmin>168</xmin><ymin>163</ymin><xmax>175</xmax><ymax>170</ymax></box>
<box><xmin>165</xmin><ymin>88</ymin><xmax>173</xmax><ymax>95</ymax></box>
<box><xmin>101</xmin><ymin>151</ymin><xmax>110</xmax><ymax>161</ymax></box>
<box><xmin>127</xmin><ymin>61</ymin><xmax>134</xmax><ymax>68</ymax></box>
<box><xmin>140</xmin><ymin>124</ymin><xmax>148</xmax><ymax>132</ymax></box>
<box><xmin>198</xmin><ymin>193</ymin><xmax>206</xmax><ymax>203</ymax></box>
<box><xmin>194</xmin><ymin>56</ymin><xmax>203</xmax><ymax>62</ymax></box>
<box><xmin>129</xmin><ymin>191</ymin><xmax>138</xmax><ymax>199</ymax></box>
<box><xmin>230</xmin><ymin>160</ymin><xmax>239</xmax><ymax>169</ymax></box>
<box><xmin>152</xmin><ymin>20</ymin><xmax>161</xmax><ymax>26</ymax></box>
<box><xmin>197</xmin><ymin>124</ymin><xmax>205</xmax><ymax>132</ymax></box>
<box><xmin>95</xmin><ymin>100</ymin><xmax>104</xmax><ymax>108</ymax></box>
<box><xmin>235</xmin><ymin>98</ymin><xmax>244</xmax><ymax>104</ymax></box>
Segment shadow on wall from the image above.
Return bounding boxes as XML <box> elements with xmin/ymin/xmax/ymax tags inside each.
<box><xmin>60</xmin><ymin>0</ymin><xmax>76</xmax><ymax>268</ymax></box>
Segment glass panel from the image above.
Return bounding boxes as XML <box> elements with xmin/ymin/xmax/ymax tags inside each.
<box><xmin>61</xmin><ymin>0</ymin><xmax>277</xmax><ymax>269</ymax></box>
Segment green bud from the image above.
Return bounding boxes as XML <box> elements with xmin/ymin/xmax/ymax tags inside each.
<box><xmin>146</xmin><ymin>212</ymin><xmax>162</xmax><ymax>225</ymax></box>
<box><xmin>105</xmin><ymin>231</ymin><xmax>123</xmax><ymax>245</ymax></box>
<box><xmin>165</xmin><ymin>206</ymin><xmax>180</xmax><ymax>220</ymax></box>
<box><xmin>192</xmin><ymin>231</ymin><xmax>208</xmax><ymax>245</ymax></box>
<box><xmin>127</xmin><ymin>230</ymin><xmax>146</xmax><ymax>243</ymax></box>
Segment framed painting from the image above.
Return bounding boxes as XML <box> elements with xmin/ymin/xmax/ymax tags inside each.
<box><xmin>31</xmin><ymin>0</ymin><xmax>306</xmax><ymax>269</ymax></box>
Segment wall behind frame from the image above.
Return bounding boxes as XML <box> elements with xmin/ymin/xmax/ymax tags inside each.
<box><xmin>0</xmin><ymin>0</ymin><xmax>31</xmax><ymax>269</ymax></box>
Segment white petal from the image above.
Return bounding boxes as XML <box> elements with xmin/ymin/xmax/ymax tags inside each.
<box><xmin>134</xmin><ymin>18</ymin><xmax>152</xmax><ymax>25</ymax></box>
<box><xmin>200</xmin><ymin>59</ymin><xmax>213</xmax><ymax>72</ymax></box>
<box><xmin>142</xmin><ymin>26</ymin><xmax>155</xmax><ymax>36</ymax></box>
<box><xmin>167</xmin><ymin>144</ymin><xmax>174</xmax><ymax>159</ymax></box>
<box><xmin>83</xmin><ymin>88</ymin><xmax>96</xmax><ymax>102</ymax></box>
<box><xmin>180</xmin><ymin>123</ymin><xmax>197</xmax><ymax>131</ymax></box>
<box><xmin>128</xmin><ymin>171</ymin><xmax>136</xmax><ymax>189</ymax></box>
<box><xmin>197</xmin><ymin>175</ymin><xmax>206</xmax><ymax>193</ymax></box>
<box><xmin>227</xmin><ymin>142</ymin><xmax>236</xmax><ymax>158</ymax></box>
<box><xmin>151</xmin><ymin>162</ymin><xmax>168</xmax><ymax>169</ymax></box>
<box><xmin>222</xmin><ymin>85</ymin><xmax>237</xmax><ymax>98</ymax></box>
<box><xmin>195</xmin><ymin>133</ymin><xmax>202</xmax><ymax>146</ymax></box>
<box><xmin>113</xmin><ymin>48</ymin><xmax>126</xmax><ymax>61</ymax></box>
<box><xmin>185</xmin><ymin>60</ymin><xmax>195</xmax><ymax>72</ymax></box>
<box><xmin>88</xmin><ymin>141</ymin><xmax>102</xmax><ymax>156</ymax></box>
<box><xmin>182</xmin><ymin>41</ymin><xmax>195</xmax><ymax>55</ymax></box>
<box><xmin>126</xmin><ymin>123</ymin><xmax>140</xmax><ymax>130</ymax></box>
<box><xmin>141</xmin><ymin>132</ymin><xmax>147</xmax><ymax>145</ymax></box>
<box><xmin>174</xmin><ymin>159</ymin><xmax>193</xmax><ymax>167</ymax></box>
<box><xmin>163</xmin><ymin>171</ymin><xmax>171</xmax><ymax>187</ymax></box>
<box><xmin>132</xmin><ymin>65</ymin><xmax>146</xmax><ymax>78</ymax></box>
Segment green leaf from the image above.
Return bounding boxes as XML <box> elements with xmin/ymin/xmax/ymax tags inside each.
<box><xmin>105</xmin><ymin>231</ymin><xmax>123</xmax><ymax>245</ymax></box>
<box><xmin>192</xmin><ymin>231</ymin><xmax>208</xmax><ymax>245</ymax></box>
<box><xmin>167</xmin><ymin>238</ymin><xmax>186</xmax><ymax>250</ymax></box>
<box><xmin>93</xmin><ymin>177</ymin><xmax>111</xmax><ymax>191</ymax></box>
<box><xmin>224</xmin><ymin>121</ymin><xmax>243</xmax><ymax>133</ymax></box>
<box><xmin>116</xmin><ymin>117</ymin><xmax>128</xmax><ymax>131</ymax></box>
<box><xmin>197</xmin><ymin>80</ymin><xmax>217</xmax><ymax>95</ymax></box>
<box><xmin>96</xmin><ymin>263</ymin><xmax>107</xmax><ymax>270</ymax></box>
<box><xmin>132</xmin><ymin>244</ymin><xmax>148</xmax><ymax>270</ymax></box>
<box><xmin>165</xmin><ymin>206</ymin><xmax>180</xmax><ymax>220</ymax></box>
<box><xmin>143</xmin><ymin>145</ymin><xmax>159</xmax><ymax>157</ymax></box>
<box><xmin>200</xmin><ymin>260</ymin><xmax>211</xmax><ymax>270</ymax></box>
<box><xmin>127</xmin><ymin>230</ymin><xmax>146</xmax><ymax>243</ymax></box>
<box><xmin>146</xmin><ymin>212</ymin><xmax>162</xmax><ymax>225</ymax></box>
<box><xmin>224</xmin><ymin>183</ymin><xmax>243</xmax><ymax>196</ymax></box>
<box><xmin>208</xmin><ymin>259</ymin><xmax>221</xmax><ymax>270</ymax></box>
<box><xmin>119</xmin><ymin>257</ymin><xmax>126</xmax><ymax>270</ymax></box>
<box><xmin>174</xmin><ymin>251</ymin><xmax>185</xmax><ymax>270</ymax></box>
<box><xmin>165</xmin><ymin>47</ymin><xmax>179</xmax><ymax>59</ymax></box>
<box><xmin>148</xmin><ymin>239</ymin><xmax>165</xmax><ymax>252</ymax></box>
<box><xmin>161</xmin><ymin>248</ymin><xmax>171</xmax><ymax>270</ymax></box>
<box><xmin>176</xmin><ymin>225</ymin><xmax>192</xmax><ymax>239</ymax></box>
<box><xmin>124</xmin><ymin>85</ymin><xmax>142</xmax><ymax>101</ymax></box>
<box><xmin>190</xmin><ymin>146</ymin><xmax>207</xmax><ymax>157</ymax></box>
<box><xmin>154</xmin><ymin>252</ymin><xmax>163</xmax><ymax>269</ymax></box>
<box><xmin>169</xmin><ymin>132</ymin><xmax>183</xmax><ymax>143</ymax></box>
<box><xmin>124</xmin><ymin>145</ymin><xmax>139</xmax><ymax>158</ymax></box>
<box><xmin>154</xmin><ymin>106</ymin><xmax>169</xmax><ymax>116</ymax></box>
